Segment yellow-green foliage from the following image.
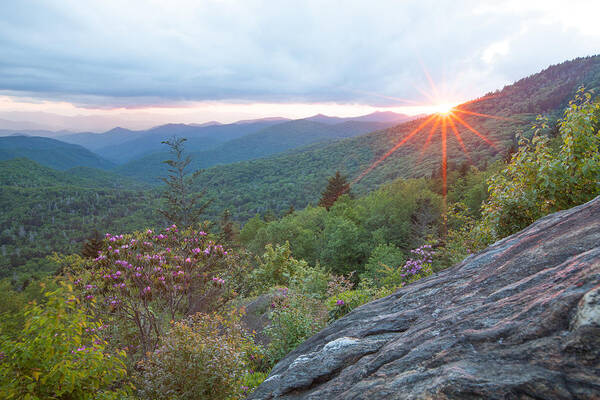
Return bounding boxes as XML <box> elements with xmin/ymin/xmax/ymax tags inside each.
<box><xmin>250</xmin><ymin>242</ymin><xmax>309</xmax><ymax>293</ymax></box>
<box><xmin>326</xmin><ymin>289</ymin><xmax>374</xmax><ymax>321</ymax></box>
<box><xmin>361</xmin><ymin>243</ymin><xmax>406</xmax><ymax>287</ymax></box>
<box><xmin>477</xmin><ymin>89</ymin><xmax>600</xmax><ymax>243</ymax></box>
<box><xmin>137</xmin><ymin>312</ymin><xmax>254</xmax><ymax>400</ymax></box>
<box><xmin>265</xmin><ymin>291</ymin><xmax>327</xmax><ymax>366</ymax></box>
<box><xmin>0</xmin><ymin>285</ymin><xmax>130</xmax><ymax>400</ymax></box>
<box><xmin>241</xmin><ymin>371</ymin><xmax>269</xmax><ymax>395</ymax></box>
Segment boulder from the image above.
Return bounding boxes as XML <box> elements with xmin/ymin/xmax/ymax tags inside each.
<box><xmin>251</xmin><ymin>196</ymin><xmax>600</xmax><ymax>399</ymax></box>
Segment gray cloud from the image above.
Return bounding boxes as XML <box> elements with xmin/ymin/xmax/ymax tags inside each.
<box><xmin>0</xmin><ymin>0</ymin><xmax>598</xmax><ymax>107</ymax></box>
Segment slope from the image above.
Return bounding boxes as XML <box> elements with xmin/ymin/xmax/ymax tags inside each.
<box><xmin>59</xmin><ymin>120</ymin><xmax>288</xmax><ymax>163</ymax></box>
<box><xmin>251</xmin><ymin>196</ymin><xmax>600</xmax><ymax>399</ymax></box>
<box><xmin>0</xmin><ymin>136</ymin><xmax>115</xmax><ymax>170</ymax></box>
<box><xmin>0</xmin><ymin>159</ymin><xmax>159</xmax><ymax>274</ymax></box>
<box><xmin>189</xmin><ymin>55</ymin><xmax>600</xmax><ymax>220</ymax></box>
<box><xmin>115</xmin><ymin>119</ymin><xmax>403</xmax><ymax>182</ymax></box>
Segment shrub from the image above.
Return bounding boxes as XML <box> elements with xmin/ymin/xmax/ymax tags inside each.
<box><xmin>326</xmin><ymin>289</ymin><xmax>373</xmax><ymax>322</ymax></box>
<box><xmin>265</xmin><ymin>291</ymin><xmax>327</xmax><ymax>366</ymax></box>
<box><xmin>437</xmin><ymin>202</ymin><xmax>478</xmax><ymax>266</ymax></box>
<box><xmin>289</xmin><ymin>262</ymin><xmax>330</xmax><ymax>300</ymax></box>
<box><xmin>364</xmin><ymin>245</ymin><xmax>434</xmax><ymax>291</ymax></box>
<box><xmin>241</xmin><ymin>371</ymin><xmax>269</xmax><ymax>396</ymax></box>
<box><xmin>327</xmin><ymin>246</ymin><xmax>434</xmax><ymax>322</ymax></box>
<box><xmin>137</xmin><ymin>312</ymin><xmax>253</xmax><ymax>400</ymax></box>
<box><xmin>361</xmin><ymin>243</ymin><xmax>406</xmax><ymax>287</ymax></box>
<box><xmin>249</xmin><ymin>242</ymin><xmax>308</xmax><ymax>294</ymax></box>
<box><xmin>478</xmin><ymin>89</ymin><xmax>600</xmax><ymax>242</ymax></box>
<box><xmin>0</xmin><ymin>285</ymin><xmax>130</xmax><ymax>400</ymax></box>
<box><xmin>69</xmin><ymin>225</ymin><xmax>238</xmax><ymax>356</ymax></box>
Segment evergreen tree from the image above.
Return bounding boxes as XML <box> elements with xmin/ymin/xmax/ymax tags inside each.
<box><xmin>219</xmin><ymin>209</ymin><xmax>237</xmax><ymax>243</ymax></box>
<box><xmin>159</xmin><ymin>137</ymin><xmax>211</xmax><ymax>228</ymax></box>
<box><xmin>318</xmin><ymin>171</ymin><xmax>351</xmax><ymax>210</ymax></box>
<box><xmin>81</xmin><ymin>230</ymin><xmax>103</xmax><ymax>259</ymax></box>
<box><xmin>262</xmin><ymin>210</ymin><xmax>276</xmax><ymax>222</ymax></box>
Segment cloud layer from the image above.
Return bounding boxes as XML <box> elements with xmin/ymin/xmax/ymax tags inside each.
<box><xmin>0</xmin><ymin>0</ymin><xmax>598</xmax><ymax>109</ymax></box>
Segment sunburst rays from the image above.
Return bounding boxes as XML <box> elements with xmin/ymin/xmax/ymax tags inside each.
<box><xmin>352</xmin><ymin>102</ymin><xmax>507</xmax><ymax>199</ymax></box>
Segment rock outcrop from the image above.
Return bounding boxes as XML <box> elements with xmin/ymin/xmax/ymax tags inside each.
<box><xmin>251</xmin><ymin>197</ymin><xmax>600</xmax><ymax>399</ymax></box>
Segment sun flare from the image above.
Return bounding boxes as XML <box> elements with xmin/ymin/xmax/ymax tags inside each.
<box><xmin>434</xmin><ymin>103</ymin><xmax>455</xmax><ymax>115</ymax></box>
<box><xmin>351</xmin><ymin>75</ymin><xmax>512</xmax><ymax>202</ymax></box>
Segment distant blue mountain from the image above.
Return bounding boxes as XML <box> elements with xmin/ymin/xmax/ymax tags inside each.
<box><xmin>0</xmin><ymin>136</ymin><xmax>115</xmax><ymax>170</ymax></box>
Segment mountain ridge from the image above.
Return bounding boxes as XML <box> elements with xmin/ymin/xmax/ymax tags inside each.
<box><xmin>0</xmin><ymin>136</ymin><xmax>115</xmax><ymax>171</ymax></box>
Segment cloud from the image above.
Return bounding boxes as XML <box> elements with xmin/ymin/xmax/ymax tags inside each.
<box><xmin>0</xmin><ymin>0</ymin><xmax>598</xmax><ymax>108</ymax></box>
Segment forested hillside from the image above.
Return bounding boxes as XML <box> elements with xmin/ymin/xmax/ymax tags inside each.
<box><xmin>190</xmin><ymin>56</ymin><xmax>600</xmax><ymax>220</ymax></box>
<box><xmin>0</xmin><ymin>159</ymin><xmax>160</xmax><ymax>275</ymax></box>
<box><xmin>0</xmin><ymin>136</ymin><xmax>115</xmax><ymax>170</ymax></box>
<box><xmin>115</xmin><ymin>118</ymin><xmax>402</xmax><ymax>182</ymax></box>
<box><xmin>1</xmin><ymin>56</ymin><xmax>598</xmax><ymax>272</ymax></box>
<box><xmin>59</xmin><ymin>120</ymin><xmax>285</xmax><ymax>162</ymax></box>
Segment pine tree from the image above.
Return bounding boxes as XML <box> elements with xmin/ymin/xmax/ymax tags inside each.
<box><xmin>318</xmin><ymin>171</ymin><xmax>351</xmax><ymax>210</ymax></box>
<box><xmin>81</xmin><ymin>230</ymin><xmax>103</xmax><ymax>259</ymax></box>
<box><xmin>284</xmin><ymin>204</ymin><xmax>295</xmax><ymax>216</ymax></box>
<box><xmin>219</xmin><ymin>209</ymin><xmax>237</xmax><ymax>243</ymax></box>
<box><xmin>159</xmin><ymin>137</ymin><xmax>211</xmax><ymax>228</ymax></box>
<box><xmin>262</xmin><ymin>210</ymin><xmax>276</xmax><ymax>222</ymax></box>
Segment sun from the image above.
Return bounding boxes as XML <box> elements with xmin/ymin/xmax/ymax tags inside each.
<box><xmin>433</xmin><ymin>103</ymin><xmax>455</xmax><ymax>115</ymax></box>
<box><xmin>350</xmin><ymin>64</ymin><xmax>514</xmax><ymax>208</ymax></box>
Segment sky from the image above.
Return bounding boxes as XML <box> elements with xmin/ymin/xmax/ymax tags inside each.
<box><xmin>0</xmin><ymin>0</ymin><xmax>599</xmax><ymax>132</ymax></box>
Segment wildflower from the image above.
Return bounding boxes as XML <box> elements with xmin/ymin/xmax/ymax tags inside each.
<box><xmin>336</xmin><ymin>299</ymin><xmax>345</xmax><ymax>306</ymax></box>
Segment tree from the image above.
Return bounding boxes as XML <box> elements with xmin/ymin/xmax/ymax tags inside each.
<box><xmin>159</xmin><ymin>137</ymin><xmax>211</xmax><ymax>228</ymax></box>
<box><xmin>284</xmin><ymin>205</ymin><xmax>295</xmax><ymax>216</ymax></box>
<box><xmin>81</xmin><ymin>230</ymin><xmax>102</xmax><ymax>259</ymax></box>
<box><xmin>219</xmin><ymin>209</ymin><xmax>237</xmax><ymax>244</ymax></box>
<box><xmin>477</xmin><ymin>88</ymin><xmax>600</xmax><ymax>243</ymax></box>
<box><xmin>318</xmin><ymin>171</ymin><xmax>351</xmax><ymax>210</ymax></box>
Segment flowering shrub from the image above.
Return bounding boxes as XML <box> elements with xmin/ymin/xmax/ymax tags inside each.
<box><xmin>137</xmin><ymin>312</ymin><xmax>253</xmax><ymax>400</ymax></box>
<box><xmin>71</xmin><ymin>225</ymin><xmax>238</xmax><ymax>355</ymax></box>
<box><xmin>265</xmin><ymin>290</ymin><xmax>327</xmax><ymax>366</ymax></box>
<box><xmin>326</xmin><ymin>289</ymin><xmax>372</xmax><ymax>322</ymax></box>
<box><xmin>400</xmin><ymin>245</ymin><xmax>435</xmax><ymax>284</ymax></box>
<box><xmin>374</xmin><ymin>245</ymin><xmax>435</xmax><ymax>289</ymax></box>
<box><xmin>0</xmin><ymin>285</ymin><xmax>130</xmax><ymax>400</ymax></box>
<box><xmin>327</xmin><ymin>245</ymin><xmax>435</xmax><ymax>321</ymax></box>
<box><xmin>240</xmin><ymin>371</ymin><xmax>269</xmax><ymax>396</ymax></box>
<box><xmin>361</xmin><ymin>244</ymin><xmax>406</xmax><ymax>287</ymax></box>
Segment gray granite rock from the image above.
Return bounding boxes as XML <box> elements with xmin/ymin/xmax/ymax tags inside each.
<box><xmin>251</xmin><ymin>196</ymin><xmax>600</xmax><ymax>399</ymax></box>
